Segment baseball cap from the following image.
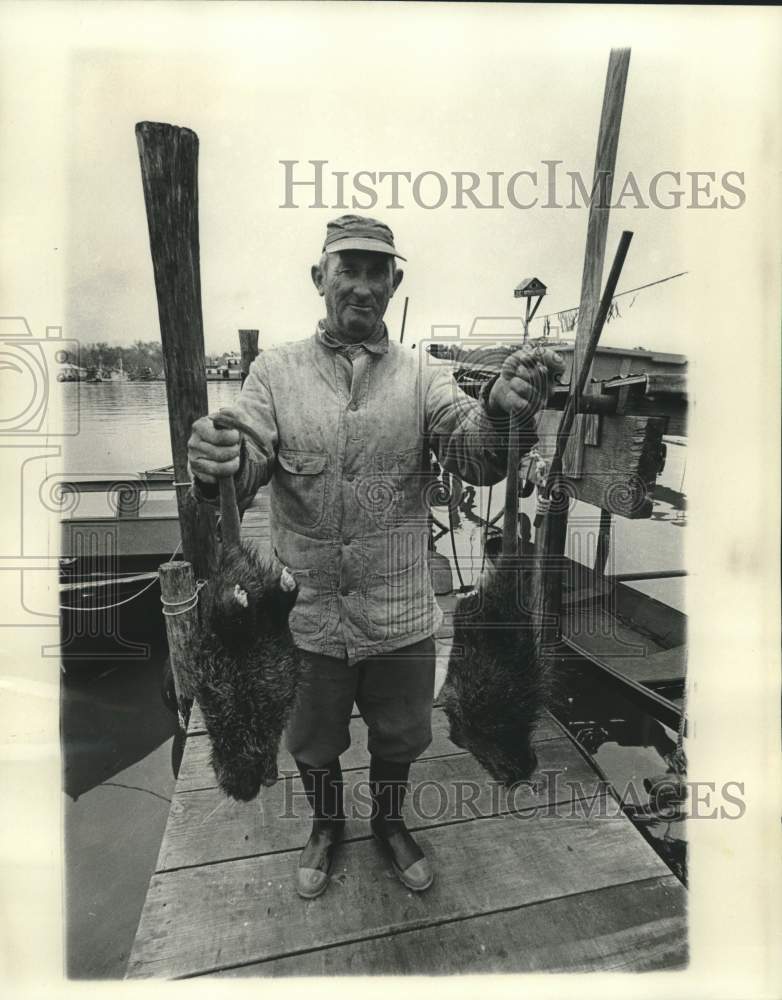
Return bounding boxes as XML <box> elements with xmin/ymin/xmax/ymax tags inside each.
<box><xmin>322</xmin><ymin>214</ymin><xmax>406</xmax><ymax>260</ymax></box>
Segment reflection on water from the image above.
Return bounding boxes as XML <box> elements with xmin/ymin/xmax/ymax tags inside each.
<box><xmin>60</xmin><ymin>381</ymin><xmax>243</xmax><ymax>475</ymax></box>
<box><xmin>552</xmin><ymin>660</ymin><xmax>687</xmax><ymax>884</ymax></box>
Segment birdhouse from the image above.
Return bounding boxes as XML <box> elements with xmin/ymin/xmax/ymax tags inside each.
<box><xmin>513</xmin><ymin>277</ymin><xmax>547</xmax><ymax>340</ymax></box>
<box><xmin>513</xmin><ymin>277</ymin><xmax>547</xmax><ymax>299</ymax></box>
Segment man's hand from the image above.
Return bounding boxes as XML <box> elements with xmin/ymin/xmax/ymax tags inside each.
<box><xmin>187</xmin><ymin>406</ymin><xmax>245</xmax><ymax>484</ymax></box>
<box><xmin>487</xmin><ymin>346</ymin><xmax>566</xmax><ymax>420</ymax></box>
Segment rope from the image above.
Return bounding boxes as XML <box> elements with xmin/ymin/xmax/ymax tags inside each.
<box><xmin>59</xmin><ymin>540</ymin><xmax>182</xmax><ymax>612</ymax></box>
<box><xmin>480</xmin><ymin>484</ymin><xmax>493</xmax><ymax>577</ymax></box>
<box><xmin>161</xmin><ymin>579</ymin><xmax>208</xmax><ymax>617</ymax></box>
<box><xmin>536</xmin><ymin>270</ymin><xmax>689</xmax><ymax>325</ymax></box>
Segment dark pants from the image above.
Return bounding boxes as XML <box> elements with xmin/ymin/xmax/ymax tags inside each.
<box><xmin>285</xmin><ymin>637</ymin><xmax>436</xmax><ymax>767</ymax></box>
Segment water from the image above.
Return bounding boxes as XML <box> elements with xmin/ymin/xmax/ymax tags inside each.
<box><xmin>60</xmin><ymin>381</ymin><xmax>686</xmax><ymax>976</ymax></box>
<box><xmin>60</xmin><ymin>380</ymin><xmax>243</xmax><ymax>475</ymax></box>
<box><xmin>62</xmin><ymin>639</ymin><xmax>181</xmax><ymax>978</ymax></box>
<box><xmin>551</xmin><ymin>659</ymin><xmax>687</xmax><ymax>885</ymax></box>
<box><xmin>59</xmin><ymin>381</ymin><xmax>247</xmax><ymax>976</ymax></box>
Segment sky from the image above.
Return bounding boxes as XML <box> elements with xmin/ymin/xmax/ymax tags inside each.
<box><xmin>3</xmin><ymin>3</ymin><xmax>766</xmax><ymax>361</ymax></box>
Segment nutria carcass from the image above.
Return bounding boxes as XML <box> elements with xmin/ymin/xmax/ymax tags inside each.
<box><xmin>192</xmin><ymin>543</ymin><xmax>302</xmax><ymax>801</ymax></box>
<box><xmin>440</xmin><ymin>555</ymin><xmax>547</xmax><ymax>785</ymax></box>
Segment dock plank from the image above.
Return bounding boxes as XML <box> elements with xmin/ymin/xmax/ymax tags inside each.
<box><xmin>177</xmin><ymin>708</ymin><xmax>564</xmax><ymax>792</ymax></box>
<box><xmin>158</xmin><ymin>737</ymin><xmax>600</xmax><ymax>871</ymax></box>
<box><xmin>126</xmin><ymin>795</ymin><xmax>670</xmax><ymax>979</ymax></box>
<box><xmin>210</xmin><ymin>875</ymin><xmax>687</xmax><ymax>976</ymax></box>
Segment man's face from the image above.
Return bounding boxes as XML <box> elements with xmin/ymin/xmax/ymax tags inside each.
<box><xmin>312</xmin><ymin>250</ymin><xmax>403</xmax><ymax>341</ymax></box>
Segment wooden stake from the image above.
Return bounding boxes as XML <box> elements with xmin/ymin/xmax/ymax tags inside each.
<box><xmin>532</xmin><ymin>47</ymin><xmax>631</xmax><ymax>647</ymax></box>
<box><xmin>502</xmin><ymin>418</ymin><xmax>521</xmax><ymax>557</ymax></box>
<box><xmin>159</xmin><ymin>560</ymin><xmax>200</xmax><ymax>726</ymax></box>
<box><xmin>238</xmin><ymin>328</ymin><xmax>259</xmax><ymax>386</ymax></box>
<box><xmin>135</xmin><ymin>121</ymin><xmax>217</xmax><ymax>579</ymax></box>
<box><xmin>563</xmin><ymin>48</ymin><xmax>631</xmax><ymax>478</ymax></box>
<box><xmin>533</xmin><ymin>231</ymin><xmax>633</xmax><ymax>646</ymax></box>
<box><xmin>399</xmin><ymin>296</ymin><xmax>409</xmax><ymax>344</ymax></box>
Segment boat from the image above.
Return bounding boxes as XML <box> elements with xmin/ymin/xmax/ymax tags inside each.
<box><xmin>128</xmin><ymin>366</ymin><xmax>156</xmax><ymax>382</ymax></box>
<box><xmin>205</xmin><ymin>352</ymin><xmax>243</xmax><ymax>380</ymax></box>
<box><xmin>105</xmin><ymin>358</ymin><xmax>130</xmax><ymax>381</ymax></box>
<box><xmin>57</xmin><ymin>363</ymin><xmax>87</xmax><ymax>382</ymax></box>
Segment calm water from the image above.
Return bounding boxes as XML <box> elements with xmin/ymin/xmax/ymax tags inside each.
<box><xmin>60</xmin><ymin>380</ymin><xmax>243</xmax><ymax>474</ymax></box>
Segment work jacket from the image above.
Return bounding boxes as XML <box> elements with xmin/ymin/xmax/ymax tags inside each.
<box><xmin>193</xmin><ymin>323</ymin><xmax>537</xmax><ymax>664</ymax></box>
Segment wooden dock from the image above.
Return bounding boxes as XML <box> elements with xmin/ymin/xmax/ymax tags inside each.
<box><xmin>126</xmin><ymin>489</ymin><xmax>687</xmax><ymax>979</ymax></box>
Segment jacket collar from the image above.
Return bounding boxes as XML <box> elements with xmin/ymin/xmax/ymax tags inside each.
<box><xmin>316</xmin><ymin>319</ymin><xmax>389</xmax><ymax>355</ymax></box>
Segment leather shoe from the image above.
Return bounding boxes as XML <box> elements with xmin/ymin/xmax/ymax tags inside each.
<box><xmin>297</xmin><ymin>819</ymin><xmax>345</xmax><ymax>899</ymax></box>
<box><xmin>372</xmin><ymin>819</ymin><xmax>433</xmax><ymax>892</ymax></box>
<box><xmin>370</xmin><ymin>755</ymin><xmax>434</xmax><ymax>893</ymax></box>
<box><xmin>295</xmin><ymin>757</ymin><xmax>345</xmax><ymax>900</ymax></box>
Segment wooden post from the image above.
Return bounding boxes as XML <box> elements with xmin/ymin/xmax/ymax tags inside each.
<box><xmin>563</xmin><ymin>48</ymin><xmax>631</xmax><ymax>478</ymax></box>
<box><xmin>533</xmin><ymin>231</ymin><xmax>633</xmax><ymax>646</ymax></box>
<box><xmin>159</xmin><ymin>561</ymin><xmax>200</xmax><ymax>727</ymax></box>
<box><xmin>239</xmin><ymin>328</ymin><xmax>259</xmax><ymax>386</ymax></box>
<box><xmin>502</xmin><ymin>423</ymin><xmax>521</xmax><ymax>557</ymax></box>
<box><xmin>532</xmin><ymin>49</ymin><xmax>631</xmax><ymax>647</ymax></box>
<box><xmin>135</xmin><ymin>122</ymin><xmax>217</xmax><ymax>580</ymax></box>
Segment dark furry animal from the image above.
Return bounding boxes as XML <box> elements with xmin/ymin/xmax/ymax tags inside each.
<box><xmin>193</xmin><ymin>544</ymin><xmax>301</xmax><ymax>801</ymax></box>
<box><xmin>440</xmin><ymin>555</ymin><xmax>547</xmax><ymax>785</ymax></box>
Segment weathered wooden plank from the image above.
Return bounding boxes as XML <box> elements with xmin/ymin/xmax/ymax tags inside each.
<box><xmin>211</xmin><ymin>875</ymin><xmax>687</xmax><ymax>977</ymax></box>
<box><xmin>238</xmin><ymin>329</ymin><xmax>259</xmax><ymax>386</ymax></box>
<box><xmin>563</xmin><ymin>48</ymin><xmax>631</xmax><ymax>479</ymax></box>
<box><xmin>126</xmin><ymin>794</ymin><xmax>670</xmax><ymax>979</ymax></box>
<box><xmin>135</xmin><ymin>121</ymin><xmax>217</xmax><ymax>579</ymax></box>
<box><xmin>158</xmin><ymin>738</ymin><xmax>598</xmax><ymax>872</ymax></box>
<box><xmin>178</xmin><ymin>708</ymin><xmax>564</xmax><ymax>791</ymax></box>
<box><xmin>537</xmin><ymin>410</ymin><xmax>666</xmax><ymax>518</ymax></box>
<box><xmin>159</xmin><ymin>561</ymin><xmax>200</xmax><ymax>708</ymax></box>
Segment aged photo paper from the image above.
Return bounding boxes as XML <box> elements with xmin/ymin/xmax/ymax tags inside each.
<box><xmin>0</xmin><ymin>2</ymin><xmax>779</xmax><ymax>998</ymax></box>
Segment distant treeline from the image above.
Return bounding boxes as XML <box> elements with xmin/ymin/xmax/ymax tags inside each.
<box><xmin>62</xmin><ymin>341</ymin><xmax>164</xmax><ymax>374</ymax></box>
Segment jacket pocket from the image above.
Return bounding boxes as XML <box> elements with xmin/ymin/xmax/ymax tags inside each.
<box><xmin>273</xmin><ymin>450</ymin><xmax>329</xmax><ymax>529</ymax></box>
<box><xmin>364</xmin><ymin>548</ymin><xmax>432</xmax><ymax>636</ymax></box>
<box><xmin>361</xmin><ymin>447</ymin><xmax>424</xmax><ymax>528</ymax></box>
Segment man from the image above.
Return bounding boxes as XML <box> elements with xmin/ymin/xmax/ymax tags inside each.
<box><xmin>187</xmin><ymin>214</ymin><xmax>564</xmax><ymax>899</ymax></box>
